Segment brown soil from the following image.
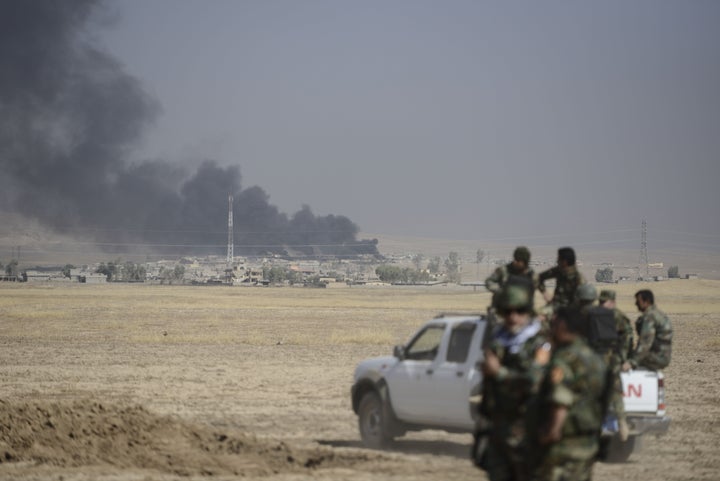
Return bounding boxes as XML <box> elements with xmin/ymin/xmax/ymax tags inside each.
<box><xmin>0</xmin><ymin>399</ymin><xmax>384</xmax><ymax>477</ymax></box>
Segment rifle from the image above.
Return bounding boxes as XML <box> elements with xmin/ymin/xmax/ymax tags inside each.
<box><xmin>596</xmin><ymin>365</ymin><xmax>616</xmax><ymax>461</ymax></box>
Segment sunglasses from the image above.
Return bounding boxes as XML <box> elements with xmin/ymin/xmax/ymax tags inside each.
<box><xmin>502</xmin><ymin>308</ymin><xmax>529</xmax><ymax>315</ymax></box>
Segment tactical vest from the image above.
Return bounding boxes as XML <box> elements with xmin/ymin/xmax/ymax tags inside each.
<box><xmin>583</xmin><ymin>306</ymin><xmax>618</xmax><ymax>354</ymax></box>
<box><xmin>480</xmin><ymin>329</ymin><xmax>545</xmax><ymax>421</ymax></box>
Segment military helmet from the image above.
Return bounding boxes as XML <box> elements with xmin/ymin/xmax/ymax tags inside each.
<box><xmin>576</xmin><ymin>283</ymin><xmax>597</xmax><ymax>302</ymax></box>
<box><xmin>598</xmin><ymin>289</ymin><xmax>616</xmax><ymax>303</ymax></box>
<box><xmin>513</xmin><ymin>246</ymin><xmax>531</xmax><ymax>264</ymax></box>
<box><xmin>496</xmin><ymin>284</ymin><xmax>532</xmax><ymax>312</ymax></box>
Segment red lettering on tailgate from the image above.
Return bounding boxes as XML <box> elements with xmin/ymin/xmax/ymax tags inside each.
<box><xmin>624</xmin><ymin>384</ymin><xmax>643</xmax><ymax>398</ymax></box>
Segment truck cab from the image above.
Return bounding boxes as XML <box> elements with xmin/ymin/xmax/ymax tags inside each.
<box><xmin>351</xmin><ymin>314</ymin><xmax>487</xmax><ymax>447</ymax></box>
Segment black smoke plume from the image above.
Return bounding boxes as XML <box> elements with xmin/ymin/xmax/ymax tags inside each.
<box><xmin>0</xmin><ymin>0</ymin><xmax>378</xmax><ymax>258</ymax></box>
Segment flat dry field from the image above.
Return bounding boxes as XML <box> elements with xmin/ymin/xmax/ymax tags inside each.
<box><xmin>0</xmin><ymin>280</ymin><xmax>719</xmax><ymax>480</ymax></box>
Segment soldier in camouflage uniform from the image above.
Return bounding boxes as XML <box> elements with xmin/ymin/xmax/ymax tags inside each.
<box><xmin>478</xmin><ymin>284</ymin><xmax>551</xmax><ymax>481</ymax></box>
<box><xmin>598</xmin><ymin>289</ymin><xmax>634</xmax><ymax>441</ymax></box>
<box><xmin>485</xmin><ymin>247</ymin><xmax>540</xmax><ymax>342</ymax></box>
<box><xmin>538</xmin><ymin>247</ymin><xmax>586</xmax><ymax>308</ymax></box>
<box><xmin>599</xmin><ymin>290</ymin><xmax>634</xmax><ymax>364</ymax></box>
<box><xmin>486</xmin><ymin>246</ymin><xmax>539</xmax><ymax>302</ymax></box>
<box><xmin>535</xmin><ymin>307</ymin><xmax>609</xmax><ymax>481</ymax></box>
<box><xmin>623</xmin><ymin>289</ymin><xmax>673</xmax><ymax>371</ymax></box>
<box><xmin>536</xmin><ymin>304</ymin><xmax>555</xmax><ymax>337</ymax></box>
<box><xmin>575</xmin><ymin>285</ymin><xmax>632</xmax><ymax>442</ymax></box>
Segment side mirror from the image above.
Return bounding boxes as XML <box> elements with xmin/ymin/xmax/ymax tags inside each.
<box><xmin>393</xmin><ymin>344</ymin><xmax>405</xmax><ymax>360</ymax></box>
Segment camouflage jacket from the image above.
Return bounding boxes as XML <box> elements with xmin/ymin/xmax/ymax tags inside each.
<box><xmin>538</xmin><ymin>265</ymin><xmax>585</xmax><ymax>308</ymax></box>
<box><xmin>485</xmin><ymin>263</ymin><xmax>539</xmax><ymax>294</ymax></box>
<box><xmin>480</xmin><ymin>319</ymin><xmax>550</xmax><ymax>443</ymax></box>
<box><xmin>613</xmin><ymin>307</ymin><xmax>634</xmax><ymax>365</ymax></box>
<box><xmin>629</xmin><ymin>305</ymin><xmax>672</xmax><ymax>370</ymax></box>
<box><xmin>539</xmin><ymin>338</ymin><xmax>607</xmax><ymax>461</ymax></box>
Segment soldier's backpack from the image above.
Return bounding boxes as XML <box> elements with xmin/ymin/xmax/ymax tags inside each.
<box><xmin>583</xmin><ymin>306</ymin><xmax>618</xmax><ymax>353</ymax></box>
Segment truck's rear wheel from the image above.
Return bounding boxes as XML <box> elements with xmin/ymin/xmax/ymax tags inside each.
<box><xmin>358</xmin><ymin>391</ymin><xmax>392</xmax><ymax>449</ymax></box>
<box><xmin>603</xmin><ymin>435</ymin><xmax>637</xmax><ymax>463</ymax></box>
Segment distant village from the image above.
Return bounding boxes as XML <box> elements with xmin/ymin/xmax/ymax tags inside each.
<box><xmin>0</xmin><ymin>251</ymin><xmax>696</xmax><ymax>287</ymax></box>
<box><xmin>2</xmin><ymin>255</ymin><xmax>379</xmax><ymax>287</ymax></box>
<box><xmin>3</xmin><ymin>253</ymin><xmax>468</xmax><ymax>287</ymax></box>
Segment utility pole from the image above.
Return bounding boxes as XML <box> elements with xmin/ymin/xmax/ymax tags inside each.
<box><xmin>226</xmin><ymin>195</ymin><xmax>234</xmax><ymax>266</ymax></box>
<box><xmin>639</xmin><ymin>219</ymin><xmax>649</xmax><ymax>280</ymax></box>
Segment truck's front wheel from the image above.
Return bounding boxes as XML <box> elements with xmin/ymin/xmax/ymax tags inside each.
<box><xmin>358</xmin><ymin>391</ymin><xmax>392</xmax><ymax>449</ymax></box>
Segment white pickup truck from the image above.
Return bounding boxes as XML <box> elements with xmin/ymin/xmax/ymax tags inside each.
<box><xmin>351</xmin><ymin>313</ymin><xmax>670</xmax><ymax>462</ymax></box>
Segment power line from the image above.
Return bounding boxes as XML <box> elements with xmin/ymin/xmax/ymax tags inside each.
<box><xmin>649</xmin><ymin>228</ymin><xmax>720</xmax><ymax>239</ymax></box>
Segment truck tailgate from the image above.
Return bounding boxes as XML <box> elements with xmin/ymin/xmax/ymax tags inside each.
<box><xmin>622</xmin><ymin>370</ymin><xmax>662</xmax><ymax>414</ymax></box>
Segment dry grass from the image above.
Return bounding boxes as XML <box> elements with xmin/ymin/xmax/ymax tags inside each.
<box><xmin>0</xmin><ymin>283</ymin><xmax>490</xmax><ymax>344</ymax></box>
<box><xmin>1</xmin><ymin>280</ymin><xmax>718</xmax><ymax>341</ymax></box>
<box><xmin>604</xmin><ymin>279</ymin><xmax>720</xmax><ymax>315</ymax></box>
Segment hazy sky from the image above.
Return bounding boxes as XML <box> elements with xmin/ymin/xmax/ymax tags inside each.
<box><xmin>99</xmin><ymin>1</ymin><xmax>720</xmax><ymax>248</ymax></box>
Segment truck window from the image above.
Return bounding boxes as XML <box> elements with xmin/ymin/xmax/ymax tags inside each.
<box><xmin>405</xmin><ymin>325</ymin><xmax>445</xmax><ymax>361</ymax></box>
<box><xmin>446</xmin><ymin>323</ymin><xmax>477</xmax><ymax>363</ymax></box>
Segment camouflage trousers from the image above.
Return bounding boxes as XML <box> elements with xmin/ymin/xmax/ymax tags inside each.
<box><xmin>533</xmin><ymin>458</ymin><xmax>594</xmax><ymax>481</ymax></box>
<box><xmin>485</xmin><ymin>440</ymin><xmax>529</xmax><ymax>481</ymax></box>
<box><xmin>601</xmin><ymin>355</ymin><xmax>625</xmax><ymax>424</ymax></box>
<box><xmin>532</xmin><ymin>436</ymin><xmax>598</xmax><ymax>481</ymax></box>
<box><xmin>637</xmin><ymin>351</ymin><xmax>671</xmax><ymax>371</ymax></box>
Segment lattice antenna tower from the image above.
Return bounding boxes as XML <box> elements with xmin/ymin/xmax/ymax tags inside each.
<box><xmin>226</xmin><ymin>194</ymin><xmax>234</xmax><ymax>266</ymax></box>
<box><xmin>639</xmin><ymin>219</ymin><xmax>649</xmax><ymax>278</ymax></box>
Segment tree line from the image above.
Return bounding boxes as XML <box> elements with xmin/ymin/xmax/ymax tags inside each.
<box><xmin>375</xmin><ymin>251</ymin><xmax>462</xmax><ymax>284</ymax></box>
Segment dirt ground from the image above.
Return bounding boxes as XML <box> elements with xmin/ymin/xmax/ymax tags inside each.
<box><xmin>0</xmin><ymin>281</ymin><xmax>718</xmax><ymax>480</ymax></box>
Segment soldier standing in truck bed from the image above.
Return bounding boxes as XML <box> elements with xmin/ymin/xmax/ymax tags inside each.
<box><xmin>538</xmin><ymin>247</ymin><xmax>585</xmax><ymax>308</ymax></box>
<box><xmin>597</xmin><ymin>288</ymin><xmax>633</xmax><ymax>441</ymax></box>
<box><xmin>484</xmin><ymin>247</ymin><xmax>539</xmax><ymax>339</ymax></box>
<box><xmin>575</xmin><ymin>284</ymin><xmax>632</xmax><ymax>442</ymax></box>
<box><xmin>485</xmin><ymin>246</ymin><xmax>539</xmax><ymax>304</ymax></box>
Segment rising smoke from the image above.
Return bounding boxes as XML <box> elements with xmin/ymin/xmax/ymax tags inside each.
<box><xmin>0</xmin><ymin>0</ymin><xmax>378</xmax><ymax>258</ymax></box>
